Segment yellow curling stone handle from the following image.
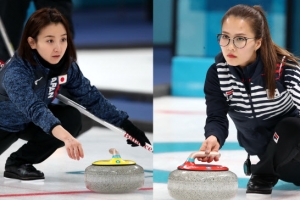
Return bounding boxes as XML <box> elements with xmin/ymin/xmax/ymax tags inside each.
<box><xmin>92</xmin><ymin>148</ymin><xmax>136</xmax><ymax>166</ymax></box>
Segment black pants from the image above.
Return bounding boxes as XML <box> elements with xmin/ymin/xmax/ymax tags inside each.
<box><xmin>251</xmin><ymin>117</ymin><xmax>300</xmax><ymax>185</ymax></box>
<box><xmin>0</xmin><ymin>104</ymin><xmax>81</xmax><ymax>167</ymax></box>
<box><xmin>0</xmin><ymin>0</ymin><xmax>73</xmax><ymax>61</ymax></box>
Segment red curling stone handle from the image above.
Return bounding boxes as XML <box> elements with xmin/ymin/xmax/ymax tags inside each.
<box><xmin>177</xmin><ymin>151</ymin><xmax>228</xmax><ymax>171</ymax></box>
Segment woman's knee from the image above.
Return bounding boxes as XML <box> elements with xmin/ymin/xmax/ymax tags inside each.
<box><xmin>50</xmin><ymin>104</ymin><xmax>82</xmax><ymax>137</ymax></box>
<box><xmin>275</xmin><ymin>117</ymin><xmax>300</xmax><ymax>138</ymax></box>
<box><xmin>62</xmin><ymin>106</ymin><xmax>82</xmax><ymax>137</ymax></box>
<box><xmin>66</xmin><ymin>106</ymin><xmax>82</xmax><ymax>123</ymax></box>
<box><xmin>273</xmin><ymin>117</ymin><xmax>300</xmax><ymax>169</ymax></box>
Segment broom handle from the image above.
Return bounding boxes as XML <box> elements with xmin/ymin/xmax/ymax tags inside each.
<box><xmin>0</xmin><ymin>16</ymin><xmax>153</xmax><ymax>153</ymax></box>
<box><xmin>0</xmin><ymin>17</ymin><xmax>14</xmax><ymax>57</ymax></box>
<box><xmin>57</xmin><ymin>94</ymin><xmax>153</xmax><ymax>153</ymax></box>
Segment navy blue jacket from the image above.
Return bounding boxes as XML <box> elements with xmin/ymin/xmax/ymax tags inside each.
<box><xmin>0</xmin><ymin>52</ymin><xmax>128</xmax><ymax>134</ymax></box>
<box><xmin>204</xmin><ymin>53</ymin><xmax>300</xmax><ymax>155</ymax></box>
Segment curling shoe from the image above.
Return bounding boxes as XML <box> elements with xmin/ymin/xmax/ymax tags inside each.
<box><xmin>4</xmin><ymin>164</ymin><xmax>44</xmax><ymax>181</ymax></box>
<box><xmin>246</xmin><ymin>175</ymin><xmax>278</xmax><ymax>199</ymax></box>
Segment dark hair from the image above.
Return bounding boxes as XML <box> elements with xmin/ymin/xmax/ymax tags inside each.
<box><xmin>18</xmin><ymin>8</ymin><xmax>76</xmax><ymax>68</ymax></box>
<box><xmin>222</xmin><ymin>4</ymin><xmax>300</xmax><ymax>99</ymax></box>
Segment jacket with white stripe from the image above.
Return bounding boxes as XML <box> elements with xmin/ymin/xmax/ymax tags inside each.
<box><xmin>204</xmin><ymin>52</ymin><xmax>300</xmax><ymax>155</ymax></box>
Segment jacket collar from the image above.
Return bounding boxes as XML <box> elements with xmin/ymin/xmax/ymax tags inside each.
<box><xmin>215</xmin><ymin>52</ymin><xmax>264</xmax><ymax>81</ymax></box>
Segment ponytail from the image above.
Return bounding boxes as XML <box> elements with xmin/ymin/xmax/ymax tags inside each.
<box><xmin>253</xmin><ymin>6</ymin><xmax>277</xmax><ymax>99</ymax></box>
<box><xmin>222</xmin><ymin>4</ymin><xmax>300</xmax><ymax>99</ymax></box>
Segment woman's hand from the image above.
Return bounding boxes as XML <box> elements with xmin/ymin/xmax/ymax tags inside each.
<box><xmin>63</xmin><ymin>137</ymin><xmax>84</xmax><ymax>160</ymax></box>
<box><xmin>52</xmin><ymin>125</ymin><xmax>84</xmax><ymax>160</ymax></box>
<box><xmin>198</xmin><ymin>135</ymin><xmax>220</xmax><ymax>163</ymax></box>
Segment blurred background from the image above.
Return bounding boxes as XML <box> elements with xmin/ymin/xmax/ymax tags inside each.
<box><xmin>72</xmin><ymin>0</ymin><xmax>152</xmax><ymax>49</ymax></box>
<box><xmin>70</xmin><ymin>0</ymin><xmax>153</xmax><ymax>133</ymax></box>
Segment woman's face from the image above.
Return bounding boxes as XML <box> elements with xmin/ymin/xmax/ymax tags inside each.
<box><xmin>221</xmin><ymin>16</ymin><xmax>261</xmax><ymax>68</ymax></box>
<box><xmin>28</xmin><ymin>23</ymin><xmax>67</xmax><ymax>64</ymax></box>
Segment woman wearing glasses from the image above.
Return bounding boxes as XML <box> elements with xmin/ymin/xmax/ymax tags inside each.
<box><xmin>198</xmin><ymin>4</ymin><xmax>300</xmax><ymax>197</ymax></box>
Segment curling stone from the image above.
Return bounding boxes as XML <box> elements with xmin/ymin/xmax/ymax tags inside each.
<box><xmin>85</xmin><ymin>148</ymin><xmax>144</xmax><ymax>193</ymax></box>
<box><xmin>168</xmin><ymin>151</ymin><xmax>238</xmax><ymax>200</ymax></box>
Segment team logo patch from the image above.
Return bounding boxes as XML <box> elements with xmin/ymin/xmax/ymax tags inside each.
<box><xmin>48</xmin><ymin>74</ymin><xmax>67</xmax><ymax>99</ymax></box>
<box><xmin>224</xmin><ymin>90</ymin><xmax>233</xmax><ymax>101</ymax></box>
<box><xmin>58</xmin><ymin>74</ymin><xmax>67</xmax><ymax>84</ymax></box>
<box><xmin>0</xmin><ymin>60</ymin><xmax>5</xmax><ymax>68</ymax></box>
<box><xmin>34</xmin><ymin>77</ymin><xmax>43</xmax><ymax>85</ymax></box>
<box><xmin>48</xmin><ymin>77</ymin><xmax>58</xmax><ymax>99</ymax></box>
<box><xmin>273</xmin><ymin>132</ymin><xmax>279</xmax><ymax>143</ymax></box>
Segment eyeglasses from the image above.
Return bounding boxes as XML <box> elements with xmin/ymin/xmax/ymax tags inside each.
<box><xmin>217</xmin><ymin>34</ymin><xmax>255</xmax><ymax>49</ymax></box>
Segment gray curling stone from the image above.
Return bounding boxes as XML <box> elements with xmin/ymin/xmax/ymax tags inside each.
<box><xmin>168</xmin><ymin>151</ymin><xmax>238</xmax><ymax>200</ymax></box>
<box><xmin>85</xmin><ymin>148</ymin><xmax>144</xmax><ymax>193</ymax></box>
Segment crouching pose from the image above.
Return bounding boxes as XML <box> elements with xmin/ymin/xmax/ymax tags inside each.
<box><xmin>199</xmin><ymin>4</ymin><xmax>300</xmax><ymax>197</ymax></box>
<box><xmin>0</xmin><ymin>8</ymin><xmax>150</xmax><ymax>181</ymax></box>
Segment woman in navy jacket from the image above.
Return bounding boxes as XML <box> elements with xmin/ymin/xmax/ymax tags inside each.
<box><xmin>0</xmin><ymin>8</ymin><xmax>150</xmax><ymax>181</ymax></box>
<box><xmin>199</xmin><ymin>4</ymin><xmax>300</xmax><ymax>197</ymax></box>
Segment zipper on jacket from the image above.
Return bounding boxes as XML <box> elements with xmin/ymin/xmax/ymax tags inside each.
<box><xmin>243</xmin><ymin>78</ymin><xmax>251</xmax><ymax>97</ymax></box>
<box><xmin>42</xmin><ymin>72</ymin><xmax>50</xmax><ymax>101</ymax></box>
<box><xmin>243</xmin><ymin>77</ymin><xmax>257</xmax><ymax>120</ymax></box>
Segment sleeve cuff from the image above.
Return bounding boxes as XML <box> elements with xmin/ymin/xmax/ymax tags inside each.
<box><xmin>49</xmin><ymin>122</ymin><xmax>61</xmax><ymax>135</ymax></box>
<box><xmin>205</xmin><ymin>133</ymin><xmax>224</xmax><ymax>148</ymax></box>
